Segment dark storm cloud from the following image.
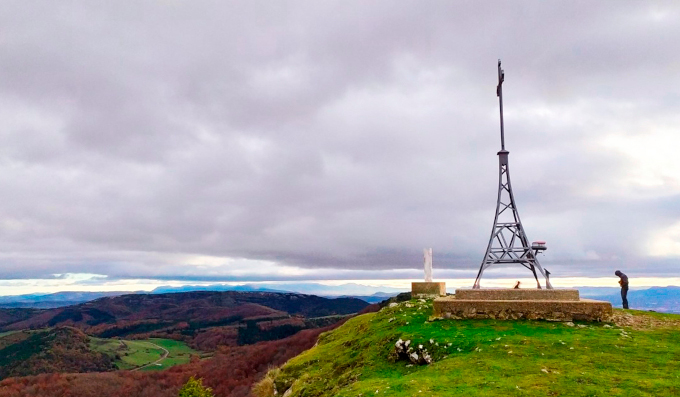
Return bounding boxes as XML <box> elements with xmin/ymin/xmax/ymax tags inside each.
<box><xmin>0</xmin><ymin>1</ymin><xmax>679</xmax><ymax>283</ymax></box>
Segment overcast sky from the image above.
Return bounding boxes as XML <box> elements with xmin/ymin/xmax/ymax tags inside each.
<box><xmin>1</xmin><ymin>1</ymin><xmax>679</xmax><ymax>294</ymax></box>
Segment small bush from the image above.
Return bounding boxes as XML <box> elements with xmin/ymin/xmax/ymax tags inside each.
<box><xmin>252</xmin><ymin>368</ymin><xmax>279</xmax><ymax>397</ymax></box>
<box><xmin>178</xmin><ymin>376</ymin><xmax>213</xmax><ymax>397</ymax></box>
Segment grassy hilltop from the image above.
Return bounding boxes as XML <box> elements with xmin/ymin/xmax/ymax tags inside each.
<box><xmin>255</xmin><ymin>299</ymin><xmax>680</xmax><ymax>397</ymax></box>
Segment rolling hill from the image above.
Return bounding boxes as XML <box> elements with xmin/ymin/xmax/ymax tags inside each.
<box><xmin>0</xmin><ymin>327</ymin><xmax>115</xmax><ymax>379</ymax></box>
<box><xmin>1</xmin><ymin>291</ymin><xmax>369</xmax><ymax>342</ymax></box>
<box><xmin>0</xmin><ymin>291</ymin><xmax>371</xmax><ymax>353</ymax></box>
<box><xmin>0</xmin><ymin>308</ymin><xmax>42</xmax><ymax>328</ymax></box>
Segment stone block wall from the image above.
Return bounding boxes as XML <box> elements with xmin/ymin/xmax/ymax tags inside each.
<box><xmin>433</xmin><ymin>297</ymin><xmax>612</xmax><ymax>322</ymax></box>
<box><xmin>411</xmin><ymin>282</ymin><xmax>446</xmax><ymax>298</ymax></box>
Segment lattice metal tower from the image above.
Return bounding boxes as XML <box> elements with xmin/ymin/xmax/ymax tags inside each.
<box><xmin>473</xmin><ymin>60</ymin><xmax>553</xmax><ymax>289</ymax></box>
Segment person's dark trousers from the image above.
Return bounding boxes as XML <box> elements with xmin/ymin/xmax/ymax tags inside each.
<box><xmin>621</xmin><ymin>284</ymin><xmax>629</xmax><ymax>309</ymax></box>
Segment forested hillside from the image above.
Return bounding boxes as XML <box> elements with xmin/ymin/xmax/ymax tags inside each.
<box><xmin>0</xmin><ymin>327</ymin><xmax>114</xmax><ymax>379</ymax></box>
<box><xmin>2</xmin><ymin>291</ymin><xmax>367</xmax><ymax>330</ymax></box>
<box><xmin>0</xmin><ymin>291</ymin><xmax>369</xmax><ymax>349</ymax></box>
<box><xmin>0</xmin><ymin>309</ymin><xmax>41</xmax><ymax>328</ymax></box>
<box><xmin>0</xmin><ymin>319</ymin><xmax>356</xmax><ymax>396</ymax></box>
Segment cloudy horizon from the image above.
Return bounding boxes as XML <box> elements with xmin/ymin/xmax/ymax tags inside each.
<box><xmin>1</xmin><ymin>1</ymin><xmax>680</xmax><ymax>295</ymax></box>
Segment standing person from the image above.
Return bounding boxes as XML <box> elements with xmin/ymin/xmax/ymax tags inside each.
<box><xmin>615</xmin><ymin>270</ymin><xmax>629</xmax><ymax>309</ymax></box>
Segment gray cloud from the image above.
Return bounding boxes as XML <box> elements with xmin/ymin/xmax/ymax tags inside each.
<box><xmin>0</xmin><ymin>1</ymin><xmax>679</xmax><ymax>285</ymax></box>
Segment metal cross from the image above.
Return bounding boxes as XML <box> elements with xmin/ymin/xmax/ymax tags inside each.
<box><xmin>473</xmin><ymin>60</ymin><xmax>553</xmax><ymax>289</ymax></box>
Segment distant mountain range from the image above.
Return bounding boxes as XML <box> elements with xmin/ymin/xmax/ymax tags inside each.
<box><xmin>0</xmin><ymin>291</ymin><xmax>140</xmax><ymax>309</ymax></box>
<box><xmin>579</xmin><ymin>286</ymin><xmax>680</xmax><ymax>313</ymax></box>
<box><xmin>151</xmin><ymin>282</ymin><xmax>407</xmax><ymax>298</ymax></box>
<box><xmin>1</xmin><ymin>284</ymin><xmax>679</xmax><ymax>312</ymax></box>
<box><xmin>0</xmin><ymin>283</ymin><xmax>406</xmax><ymax>308</ymax></box>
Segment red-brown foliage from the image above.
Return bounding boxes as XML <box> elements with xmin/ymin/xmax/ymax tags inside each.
<box><xmin>0</xmin><ymin>309</ymin><xmax>42</xmax><ymax>328</ymax></box>
<box><xmin>190</xmin><ymin>325</ymin><xmax>240</xmax><ymax>351</ymax></box>
<box><xmin>256</xmin><ymin>317</ymin><xmax>306</xmax><ymax>331</ymax></box>
<box><xmin>0</xmin><ymin>295</ymin><xmax>379</xmax><ymax>396</ymax></box>
<box><xmin>0</xmin><ymin>324</ymin><xmax>336</xmax><ymax>397</ymax></box>
<box><xmin>358</xmin><ymin>304</ymin><xmax>380</xmax><ymax>314</ymax></box>
<box><xmin>4</xmin><ymin>291</ymin><xmax>370</xmax><ymax>333</ymax></box>
<box><xmin>0</xmin><ymin>328</ymin><xmax>115</xmax><ymax>379</ymax></box>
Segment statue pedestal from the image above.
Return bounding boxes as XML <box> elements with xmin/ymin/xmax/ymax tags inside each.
<box><xmin>411</xmin><ymin>282</ymin><xmax>446</xmax><ymax>298</ymax></box>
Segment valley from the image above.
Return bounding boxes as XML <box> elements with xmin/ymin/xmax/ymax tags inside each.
<box><xmin>0</xmin><ymin>290</ymin><xmax>374</xmax><ymax>396</ymax></box>
<box><xmin>89</xmin><ymin>337</ymin><xmax>199</xmax><ymax>371</ymax></box>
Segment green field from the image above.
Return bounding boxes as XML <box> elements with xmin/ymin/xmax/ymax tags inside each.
<box><xmin>90</xmin><ymin>337</ymin><xmax>199</xmax><ymax>371</ymax></box>
<box><xmin>142</xmin><ymin>338</ymin><xmax>199</xmax><ymax>371</ymax></box>
<box><xmin>256</xmin><ymin>300</ymin><xmax>680</xmax><ymax>397</ymax></box>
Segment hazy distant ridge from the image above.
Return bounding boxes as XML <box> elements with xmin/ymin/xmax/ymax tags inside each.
<box><xmin>2</xmin><ymin>284</ymin><xmax>679</xmax><ymax>313</ymax></box>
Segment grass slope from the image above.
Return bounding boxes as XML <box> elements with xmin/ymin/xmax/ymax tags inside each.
<box><xmin>90</xmin><ymin>337</ymin><xmax>198</xmax><ymax>370</ymax></box>
<box><xmin>257</xmin><ymin>299</ymin><xmax>680</xmax><ymax>397</ymax></box>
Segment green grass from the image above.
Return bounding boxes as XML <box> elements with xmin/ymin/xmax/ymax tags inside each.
<box><xmin>140</xmin><ymin>338</ymin><xmax>199</xmax><ymax>371</ymax></box>
<box><xmin>90</xmin><ymin>337</ymin><xmax>198</xmax><ymax>371</ymax></box>
<box><xmin>259</xmin><ymin>300</ymin><xmax>680</xmax><ymax>397</ymax></box>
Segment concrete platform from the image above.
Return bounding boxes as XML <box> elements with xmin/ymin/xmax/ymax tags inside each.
<box><xmin>433</xmin><ymin>289</ymin><xmax>612</xmax><ymax>322</ymax></box>
<box><xmin>456</xmin><ymin>288</ymin><xmax>580</xmax><ymax>301</ymax></box>
<box><xmin>411</xmin><ymin>282</ymin><xmax>446</xmax><ymax>298</ymax></box>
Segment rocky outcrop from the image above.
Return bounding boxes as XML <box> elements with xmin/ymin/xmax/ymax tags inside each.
<box><xmin>393</xmin><ymin>338</ymin><xmax>433</xmax><ymax>365</ymax></box>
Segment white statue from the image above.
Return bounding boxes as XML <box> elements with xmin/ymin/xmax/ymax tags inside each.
<box><xmin>423</xmin><ymin>248</ymin><xmax>433</xmax><ymax>282</ymax></box>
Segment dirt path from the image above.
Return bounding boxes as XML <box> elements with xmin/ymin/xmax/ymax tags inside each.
<box><xmin>132</xmin><ymin>342</ymin><xmax>170</xmax><ymax>371</ymax></box>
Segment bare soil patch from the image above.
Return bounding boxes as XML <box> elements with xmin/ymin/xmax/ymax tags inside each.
<box><xmin>612</xmin><ymin>311</ymin><xmax>680</xmax><ymax>330</ymax></box>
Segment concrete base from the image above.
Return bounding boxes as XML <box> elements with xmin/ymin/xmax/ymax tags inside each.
<box><xmin>456</xmin><ymin>288</ymin><xmax>580</xmax><ymax>301</ymax></box>
<box><xmin>411</xmin><ymin>282</ymin><xmax>446</xmax><ymax>298</ymax></box>
<box><xmin>433</xmin><ymin>289</ymin><xmax>612</xmax><ymax>322</ymax></box>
